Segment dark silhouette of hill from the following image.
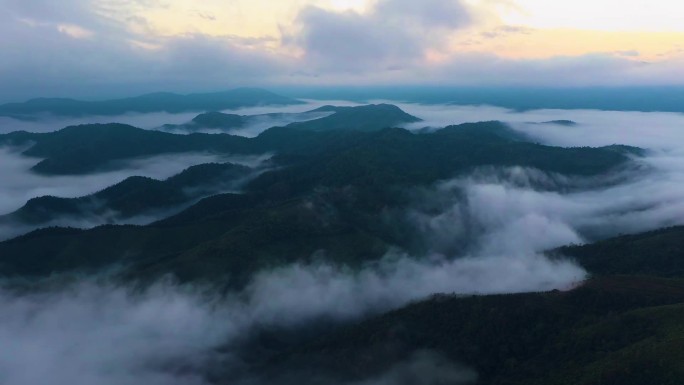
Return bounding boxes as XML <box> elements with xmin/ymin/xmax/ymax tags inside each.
<box><xmin>530</xmin><ymin>120</ymin><xmax>578</xmax><ymax>126</ymax></box>
<box><xmin>247</xmin><ymin>275</ymin><xmax>684</xmax><ymax>385</ymax></box>
<box><xmin>0</xmin><ymin>88</ymin><xmax>303</xmax><ymax>119</ymax></box>
<box><xmin>0</xmin><ymin>122</ymin><xmax>636</xmax><ymax>283</ymax></box>
<box><xmin>0</xmin><ymin>123</ymin><xmax>252</xmax><ymax>174</ymax></box>
<box><xmin>3</xmin><ymin>113</ymin><xmax>683</xmax><ymax>383</ymax></box>
<box><xmin>0</xmin><ymin>104</ymin><xmax>419</xmax><ymax>174</ymax></box>
<box><xmin>556</xmin><ymin>226</ymin><xmax>684</xmax><ymax>277</ymax></box>
<box><xmin>287</xmin><ymin>104</ymin><xmax>422</xmax><ymax>132</ymax></box>
<box><xmin>0</xmin><ymin>162</ymin><xmax>252</xmax><ymax>226</ymax></box>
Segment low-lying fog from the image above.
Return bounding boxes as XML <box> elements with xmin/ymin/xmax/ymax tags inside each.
<box><xmin>0</xmin><ymin>150</ymin><xmax>272</xmax><ymax>240</ymax></box>
<box><xmin>2</xmin><ymin>101</ymin><xmax>684</xmax><ymax>384</ymax></box>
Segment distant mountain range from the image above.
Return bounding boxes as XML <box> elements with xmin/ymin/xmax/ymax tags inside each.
<box><xmin>0</xmin><ymin>88</ymin><xmax>303</xmax><ymax>119</ymax></box>
<box><xmin>277</xmin><ymin>86</ymin><xmax>684</xmax><ymax>113</ymax></box>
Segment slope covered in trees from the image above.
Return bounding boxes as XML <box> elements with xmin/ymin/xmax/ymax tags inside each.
<box><xmin>0</xmin><ymin>121</ymin><xmax>636</xmax><ymax>283</ymax></box>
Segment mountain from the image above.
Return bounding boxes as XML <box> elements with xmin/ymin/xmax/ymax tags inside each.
<box><xmin>555</xmin><ymin>226</ymin><xmax>684</xmax><ymax>277</ymax></box>
<box><xmin>246</xmin><ymin>275</ymin><xmax>684</xmax><ymax>385</ymax></box>
<box><xmin>0</xmin><ymin>162</ymin><xmax>252</xmax><ymax>226</ymax></box>
<box><xmin>190</xmin><ymin>111</ymin><xmax>249</xmax><ymax>129</ymax></box>
<box><xmin>2</xmin><ymin>111</ymin><xmax>680</xmax><ymax>384</ymax></box>
<box><xmin>0</xmin><ymin>88</ymin><xmax>303</xmax><ymax>119</ymax></box>
<box><xmin>0</xmin><ymin>122</ymin><xmax>636</xmax><ymax>283</ymax></box>
<box><xmin>530</xmin><ymin>120</ymin><xmax>578</xmax><ymax>126</ymax></box>
<box><xmin>287</xmin><ymin>104</ymin><xmax>422</xmax><ymax>132</ymax></box>
<box><xmin>0</xmin><ymin>104</ymin><xmax>419</xmax><ymax>175</ymax></box>
<box><xmin>0</xmin><ymin>123</ymin><xmax>253</xmax><ymax>175</ymax></box>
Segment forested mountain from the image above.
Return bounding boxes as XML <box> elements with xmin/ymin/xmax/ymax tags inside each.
<box><xmin>0</xmin><ymin>120</ymin><xmax>635</xmax><ymax>283</ymax></box>
<box><xmin>246</xmin><ymin>275</ymin><xmax>684</xmax><ymax>385</ymax></box>
<box><xmin>0</xmin><ymin>162</ymin><xmax>252</xmax><ymax>226</ymax></box>
<box><xmin>286</xmin><ymin>104</ymin><xmax>422</xmax><ymax>132</ymax></box>
<box><xmin>2</xmin><ymin>104</ymin><xmax>682</xmax><ymax>385</ymax></box>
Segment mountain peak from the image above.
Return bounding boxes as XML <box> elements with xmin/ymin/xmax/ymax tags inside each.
<box><xmin>292</xmin><ymin>103</ymin><xmax>421</xmax><ymax>132</ymax></box>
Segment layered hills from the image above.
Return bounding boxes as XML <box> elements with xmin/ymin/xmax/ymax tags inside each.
<box><xmin>0</xmin><ymin>118</ymin><xmax>635</xmax><ymax>283</ymax></box>
<box><xmin>1</xmin><ymin>100</ymin><xmax>679</xmax><ymax>385</ymax></box>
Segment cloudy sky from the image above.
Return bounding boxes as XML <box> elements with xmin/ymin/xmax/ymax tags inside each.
<box><xmin>1</xmin><ymin>0</ymin><xmax>683</xmax><ymax>100</ymax></box>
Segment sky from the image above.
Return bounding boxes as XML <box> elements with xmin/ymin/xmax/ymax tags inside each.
<box><xmin>1</xmin><ymin>0</ymin><xmax>683</xmax><ymax>101</ymax></box>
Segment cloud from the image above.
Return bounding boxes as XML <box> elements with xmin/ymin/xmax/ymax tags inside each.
<box><xmin>291</xmin><ymin>0</ymin><xmax>472</xmax><ymax>72</ymax></box>
<box><xmin>1</xmin><ymin>0</ymin><xmax>684</xmax><ymax>99</ymax></box>
<box><xmin>0</xmin><ymin>246</ymin><xmax>578</xmax><ymax>385</ymax></box>
<box><xmin>352</xmin><ymin>351</ymin><xmax>477</xmax><ymax>385</ymax></box>
<box><xmin>0</xmin><ymin>1</ymin><xmax>294</xmax><ymax>101</ymax></box>
<box><xmin>10</xmin><ymin>101</ymin><xmax>684</xmax><ymax>384</ymax></box>
<box><xmin>391</xmin><ymin>103</ymin><xmax>684</xmax><ymax>244</ymax></box>
<box><xmin>373</xmin><ymin>0</ymin><xmax>472</xmax><ymax>30</ymax></box>
<box><xmin>480</xmin><ymin>25</ymin><xmax>534</xmax><ymax>38</ymax></box>
<box><xmin>56</xmin><ymin>23</ymin><xmax>95</xmax><ymax>39</ymax></box>
<box><xmin>0</xmin><ymin>148</ymin><xmax>272</xmax><ymax>240</ymax></box>
<box><xmin>0</xmin><ymin>280</ymin><xmax>231</xmax><ymax>385</ymax></box>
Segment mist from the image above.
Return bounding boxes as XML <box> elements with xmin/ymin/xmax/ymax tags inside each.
<box><xmin>3</xmin><ymin>102</ymin><xmax>684</xmax><ymax>383</ymax></box>
<box><xmin>157</xmin><ymin>110</ymin><xmax>333</xmax><ymax>137</ymax></box>
<box><xmin>389</xmin><ymin>104</ymin><xmax>684</xmax><ymax>243</ymax></box>
<box><xmin>0</xmin><ymin>246</ymin><xmax>579</xmax><ymax>385</ymax></box>
<box><xmin>0</xmin><ymin>149</ymin><xmax>272</xmax><ymax>240</ymax></box>
<box><xmin>393</xmin><ymin>102</ymin><xmax>684</xmax><ymax>151</ymax></box>
<box><xmin>0</xmin><ymin>150</ymin><xmax>274</xmax><ymax>215</ymax></box>
<box><xmin>352</xmin><ymin>351</ymin><xmax>477</xmax><ymax>385</ymax></box>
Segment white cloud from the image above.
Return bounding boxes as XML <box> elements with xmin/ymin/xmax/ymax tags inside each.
<box><xmin>291</xmin><ymin>0</ymin><xmax>472</xmax><ymax>72</ymax></box>
<box><xmin>0</xmin><ymin>0</ymin><xmax>683</xmax><ymax>101</ymax></box>
<box><xmin>0</xmin><ymin>248</ymin><xmax>577</xmax><ymax>384</ymax></box>
<box><xmin>57</xmin><ymin>23</ymin><xmax>95</xmax><ymax>39</ymax></box>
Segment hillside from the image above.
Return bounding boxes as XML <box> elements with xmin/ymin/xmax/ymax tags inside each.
<box><xmin>287</xmin><ymin>104</ymin><xmax>422</xmax><ymax>132</ymax></box>
<box><xmin>0</xmin><ymin>122</ymin><xmax>637</xmax><ymax>283</ymax></box>
<box><xmin>244</xmin><ymin>275</ymin><xmax>684</xmax><ymax>385</ymax></box>
<box><xmin>556</xmin><ymin>226</ymin><xmax>684</xmax><ymax>277</ymax></box>
<box><xmin>1</xmin><ymin>111</ymin><xmax>682</xmax><ymax>385</ymax></box>
<box><xmin>0</xmin><ymin>162</ymin><xmax>252</xmax><ymax>226</ymax></box>
<box><xmin>0</xmin><ymin>123</ymin><xmax>254</xmax><ymax>174</ymax></box>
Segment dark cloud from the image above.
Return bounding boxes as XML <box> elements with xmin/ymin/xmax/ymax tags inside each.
<box><xmin>0</xmin><ymin>0</ymin><xmax>293</xmax><ymax>101</ymax></box>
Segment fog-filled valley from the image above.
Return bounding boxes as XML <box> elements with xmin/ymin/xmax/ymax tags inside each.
<box><xmin>4</xmin><ymin>0</ymin><xmax>684</xmax><ymax>380</ymax></box>
<box><xmin>3</xmin><ymin>91</ymin><xmax>684</xmax><ymax>385</ymax></box>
